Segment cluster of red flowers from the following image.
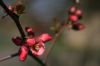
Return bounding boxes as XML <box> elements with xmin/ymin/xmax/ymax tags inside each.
<box><xmin>12</xmin><ymin>27</ymin><xmax>52</xmax><ymax>61</ymax></box>
<box><xmin>67</xmin><ymin>6</ymin><xmax>85</xmax><ymax>31</ymax></box>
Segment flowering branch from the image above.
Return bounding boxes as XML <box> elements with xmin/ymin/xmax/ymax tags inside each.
<box><xmin>0</xmin><ymin>0</ymin><xmax>85</xmax><ymax>66</ymax></box>
<box><xmin>0</xmin><ymin>0</ymin><xmax>47</xmax><ymax>66</ymax></box>
<box><xmin>0</xmin><ymin>0</ymin><xmax>25</xmax><ymax>39</ymax></box>
<box><xmin>45</xmin><ymin>0</ymin><xmax>85</xmax><ymax>64</ymax></box>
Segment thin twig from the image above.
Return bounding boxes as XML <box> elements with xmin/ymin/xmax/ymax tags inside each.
<box><xmin>45</xmin><ymin>21</ymin><xmax>66</xmax><ymax>64</ymax></box>
<box><xmin>0</xmin><ymin>53</ymin><xmax>18</xmax><ymax>62</ymax></box>
<box><xmin>0</xmin><ymin>51</ymin><xmax>47</xmax><ymax>66</ymax></box>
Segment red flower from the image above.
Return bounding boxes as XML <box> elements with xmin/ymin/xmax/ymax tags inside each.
<box><xmin>30</xmin><ymin>42</ymin><xmax>45</xmax><ymax>56</ymax></box>
<box><xmin>12</xmin><ymin>27</ymin><xmax>52</xmax><ymax>61</ymax></box>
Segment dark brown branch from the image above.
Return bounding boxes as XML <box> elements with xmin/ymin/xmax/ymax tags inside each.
<box><xmin>0</xmin><ymin>0</ymin><xmax>25</xmax><ymax>39</ymax></box>
<box><xmin>0</xmin><ymin>0</ymin><xmax>46</xmax><ymax>66</ymax></box>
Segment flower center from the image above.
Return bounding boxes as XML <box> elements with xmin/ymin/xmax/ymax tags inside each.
<box><xmin>31</xmin><ymin>44</ymin><xmax>41</xmax><ymax>52</ymax></box>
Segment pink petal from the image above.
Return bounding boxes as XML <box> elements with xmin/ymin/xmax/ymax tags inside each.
<box><xmin>39</xmin><ymin>33</ymin><xmax>52</xmax><ymax>42</ymax></box>
<box><xmin>19</xmin><ymin>45</ymin><xmax>29</xmax><ymax>61</ymax></box>
<box><xmin>30</xmin><ymin>42</ymin><xmax>45</xmax><ymax>56</ymax></box>
<box><xmin>12</xmin><ymin>36</ymin><xmax>22</xmax><ymax>46</ymax></box>
<box><xmin>26</xmin><ymin>38</ymin><xmax>36</xmax><ymax>46</ymax></box>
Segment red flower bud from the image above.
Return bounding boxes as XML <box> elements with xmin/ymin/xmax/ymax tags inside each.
<box><xmin>68</xmin><ymin>6</ymin><xmax>77</xmax><ymax>14</ymax></box>
<box><xmin>75</xmin><ymin>9</ymin><xmax>83</xmax><ymax>19</ymax></box>
<box><xmin>12</xmin><ymin>36</ymin><xmax>22</xmax><ymax>46</ymax></box>
<box><xmin>72</xmin><ymin>23</ymin><xmax>85</xmax><ymax>31</ymax></box>
<box><xmin>25</xmin><ymin>27</ymin><xmax>33</xmax><ymax>32</ymax></box>
<box><xmin>69</xmin><ymin>15</ymin><xmax>78</xmax><ymax>22</ymax></box>
<box><xmin>25</xmin><ymin>27</ymin><xmax>34</xmax><ymax>36</ymax></box>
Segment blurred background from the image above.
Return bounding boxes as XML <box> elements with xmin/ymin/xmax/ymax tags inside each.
<box><xmin>0</xmin><ymin>0</ymin><xmax>100</xmax><ymax>66</ymax></box>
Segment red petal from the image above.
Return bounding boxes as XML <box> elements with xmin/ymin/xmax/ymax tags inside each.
<box><xmin>26</xmin><ymin>38</ymin><xmax>36</xmax><ymax>46</ymax></box>
<box><xmin>12</xmin><ymin>36</ymin><xmax>22</xmax><ymax>46</ymax></box>
<box><xmin>39</xmin><ymin>33</ymin><xmax>52</xmax><ymax>42</ymax></box>
<box><xmin>19</xmin><ymin>45</ymin><xmax>29</xmax><ymax>61</ymax></box>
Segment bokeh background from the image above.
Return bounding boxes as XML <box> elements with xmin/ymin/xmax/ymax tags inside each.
<box><xmin>0</xmin><ymin>0</ymin><xmax>100</xmax><ymax>66</ymax></box>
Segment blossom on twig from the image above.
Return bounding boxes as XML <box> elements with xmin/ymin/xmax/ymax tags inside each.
<box><xmin>12</xmin><ymin>27</ymin><xmax>52</xmax><ymax>61</ymax></box>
